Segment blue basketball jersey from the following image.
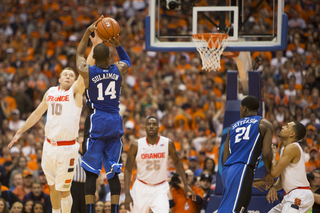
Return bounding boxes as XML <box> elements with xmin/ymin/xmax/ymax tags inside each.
<box><xmin>86</xmin><ymin>65</ymin><xmax>122</xmax><ymax>113</ymax></box>
<box><xmin>224</xmin><ymin>115</ymin><xmax>263</xmax><ymax>168</ymax></box>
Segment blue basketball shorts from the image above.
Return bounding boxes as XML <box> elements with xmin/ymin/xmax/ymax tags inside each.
<box><xmin>81</xmin><ymin>110</ymin><xmax>124</xmax><ymax>180</ymax></box>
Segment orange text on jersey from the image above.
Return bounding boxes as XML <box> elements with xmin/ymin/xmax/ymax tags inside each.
<box><xmin>47</xmin><ymin>95</ymin><xmax>70</xmax><ymax>102</ymax></box>
<box><xmin>141</xmin><ymin>152</ymin><xmax>165</xmax><ymax>159</ymax></box>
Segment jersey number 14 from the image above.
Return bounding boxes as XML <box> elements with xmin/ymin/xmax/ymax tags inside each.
<box><xmin>97</xmin><ymin>82</ymin><xmax>116</xmax><ymax>100</ymax></box>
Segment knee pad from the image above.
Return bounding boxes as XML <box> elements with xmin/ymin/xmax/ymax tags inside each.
<box><xmin>85</xmin><ymin>171</ymin><xmax>98</xmax><ymax>195</ymax></box>
<box><xmin>108</xmin><ymin>175</ymin><xmax>120</xmax><ymax>195</ymax></box>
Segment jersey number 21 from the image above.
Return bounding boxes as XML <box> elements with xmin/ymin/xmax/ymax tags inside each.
<box><xmin>235</xmin><ymin>124</ymin><xmax>251</xmax><ymax>143</ymax></box>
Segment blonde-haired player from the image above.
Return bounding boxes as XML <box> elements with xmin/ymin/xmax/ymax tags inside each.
<box><xmin>8</xmin><ymin>66</ymin><xmax>85</xmax><ymax>213</ymax></box>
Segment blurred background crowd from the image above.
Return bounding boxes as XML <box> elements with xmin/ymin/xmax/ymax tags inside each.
<box><xmin>0</xmin><ymin>0</ymin><xmax>319</xmax><ymax>212</ymax></box>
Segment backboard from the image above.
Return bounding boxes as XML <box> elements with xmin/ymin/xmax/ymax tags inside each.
<box><xmin>146</xmin><ymin>0</ymin><xmax>288</xmax><ymax>52</ymax></box>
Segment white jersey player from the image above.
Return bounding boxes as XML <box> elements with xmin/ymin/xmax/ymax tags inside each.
<box><xmin>124</xmin><ymin>116</ymin><xmax>196</xmax><ymax>213</ymax></box>
<box><xmin>8</xmin><ymin>67</ymin><xmax>85</xmax><ymax>213</ymax></box>
<box><xmin>266</xmin><ymin>121</ymin><xmax>314</xmax><ymax>212</ymax></box>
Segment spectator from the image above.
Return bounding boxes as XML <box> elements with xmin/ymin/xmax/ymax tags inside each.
<box><xmin>203</xmin><ymin>158</ymin><xmax>216</xmax><ymax>184</ymax></box>
<box><xmin>8</xmin><ymin>110</ymin><xmax>25</xmax><ymax>132</ymax></box>
<box><xmin>22</xmin><ymin>200</ymin><xmax>34</xmax><ymax>213</ymax></box>
<box><xmin>270</xmin><ymin>51</ymin><xmax>287</xmax><ymax>74</ymax></box>
<box><xmin>0</xmin><ymin>86</ymin><xmax>17</xmax><ymax>119</ymax></box>
<box><xmin>199</xmin><ymin>173</ymin><xmax>214</xmax><ymax>213</ymax></box>
<box><xmin>37</xmin><ymin>172</ymin><xmax>49</xmax><ymax>196</ymax></box>
<box><xmin>9</xmin><ymin>157</ymin><xmax>28</xmax><ymax>188</ymax></box>
<box><xmin>31</xmin><ymin>202</ymin><xmax>47</xmax><ymax>213</ymax></box>
<box><xmin>21</xmin><ymin>134</ymin><xmax>36</xmax><ymax>158</ymax></box>
<box><xmin>9</xmin><ymin>202</ymin><xmax>23</xmax><ymax>213</ymax></box>
<box><xmin>10</xmin><ymin>173</ymin><xmax>23</xmax><ymax>191</ymax></box>
<box><xmin>305</xmin><ymin>147</ymin><xmax>320</xmax><ymax>172</ymax></box>
<box><xmin>103</xmin><ymin>201</ymin><xmax>111</xmax><ymax>213</ymax></box>
<box><xmin>288</xmin><ymin>10</ymin><xmax>307</xmax><ymax>30</ymax></box>
<box><xmin>0</xmin><ymin>182</ymin><xmax>21</xmax><ymax>210</ymax></box>
<box><xmin>170</xmin><ymin>169</ymin><xmax>204</xmax><ymax>213</ymax></box>
<box><xmin>10</xmin><ymin>82</ymin><xmax>33</xmax><ymax>119</ymax></box>
<box><xmin>22</xmin><ymin>181</ymin><xmax>51</xmax><ymax>213</ymax></box>
<box><xmin>0</xmin><ymin>198</ymin><xmax>9</xmax><ymax>213</ymax></box>
<box><xmin>202</xmin><ymin>139</ymin><xmax>219</xmax><ymax>166</ymax></box>
<box><xmin>119</xmin><ymin>203</ymin><xmax>126</xmax><ymax>213</ymax></box>
<box><xmin>188</xmin><ymin>156</ymin><xmax>202</xmax><ymax>177</ymax></box>
<box><xmin>94</xmin><ymin>201</ymin><xmax>103</xmax><ymax>213</ymax></box>
<box><xmin>13</xmin><ymin>170</ymin><xmax>33</xmax><ymax>201</ymax></box>
<box><xmin>6</xmin><ymin>147</ymin><xmax>21</xmax><ymax>179</ymax></box>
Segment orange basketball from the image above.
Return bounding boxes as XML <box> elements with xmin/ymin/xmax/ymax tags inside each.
<box><xmin>96</xmin><ymin>17</ymin><xmax>120</xmax><ymax>41</ymax></box>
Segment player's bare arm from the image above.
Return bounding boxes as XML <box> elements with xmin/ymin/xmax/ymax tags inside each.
<box><xmin>168</xmin><ymin>139</ymin><xmax>196</xmax><ymax>201</ymax></box>
<box><xmin>260</xmin><ymin>119</ymin><xmax>274</xmax><ymax>174</ymax></box>
<box><xmin>259</xmin><ymin>119</ymin><xmax>275</xmax><ymax>188</ymax></box>
<box><xmin>72</xmin><ymin>75</ymin><xmax>85</xmax><ymax>108</ymax></box>
<box><xmin>76</xmin><ymin>15</ymin><xmax>104</xmax><ymax>88</ymax></box>
<box><xmin>87</xmin><ymin>30</ymin><xmax>103</xmax><ymax>66</ymax></box>
<box><xmin>266</xmin><ymin>177</ymin><xmax>282</xmax><ymax>203</ymax></box>
<box><xmin>270</xmin><ymin>144</ymin><xmax>300</xmax><ymax>178</ymax></box>
<box><xmin>314</xmin><ymin>193</ymin><xmax>320</xmax><ymax>204</ymax></box>
<box><xmin>8</xmin><ymin>90</ymin><xmax>49</xmax><ymax>148</ymax></box>
<box><xmin>222</xmin><ymin>129</ymin><xmax>230</xmax><ymax>165</ymax></box>
<box><xmin>124</xmin><ymin>140</ymin><xmax>138</xmax><ymax>211</ymax></box>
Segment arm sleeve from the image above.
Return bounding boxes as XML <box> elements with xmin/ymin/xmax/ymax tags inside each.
<box><xmin>115</xmin><ymin>45</ymin><xmax>131</xmax><ymax>68</ymax></box>
<box><xmin>191</xmin><ymin>194</ymin><xmax>203</xmax><ymax>205</ymax></box>
<box><xmin>169</xmin><ymin>199</ymin><xmax>175</xmax><ymax>208</ymax></box>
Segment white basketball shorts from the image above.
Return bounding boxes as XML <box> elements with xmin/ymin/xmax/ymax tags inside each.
<box><xmin>130</xmin><ymin>179</ymin><xmax>169</xmax><ymax>213</ymax></box>
<box><xmin>268</xmin><ymin>188</ymin><xmax>314</xmax><ymax>213</ymax></box>
<box><xmin>42</xmin><ymin>139</ymin><xmax>79</xmax><ymax>191</ymax></box>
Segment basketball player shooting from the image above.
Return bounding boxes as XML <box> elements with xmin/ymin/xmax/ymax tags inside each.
<box><xmin>124</xmin><ymin>116</ymin><xmax>196</xmax><ymax>213</ymax></box>
<box><xmin>8</xmin><ymin>66</ymin><xmax>85</xmax><ymax>213</ymax></box>
<box><xmin>76</xmin><ymin>16</ymin><xmax>131</xmax><ymax>213</ymax></box>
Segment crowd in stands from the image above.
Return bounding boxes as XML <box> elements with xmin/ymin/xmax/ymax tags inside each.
<box><xmin>0</xmin><ymin>0</ymin><xmax>319</xmax><ymax>212</ymax></box>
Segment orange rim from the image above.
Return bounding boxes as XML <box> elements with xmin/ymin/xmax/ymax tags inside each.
<box><xmin>192</xmin><ymin>33</ymin><xmax>229</xmax><ymax>42</ymax></box>
<box><xmin>192</xmin><ymin>33</ymin><xmax>228</xmax><ymax>48</ymax></box>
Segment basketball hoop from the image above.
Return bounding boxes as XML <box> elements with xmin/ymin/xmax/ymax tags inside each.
<box><xmin>192</xmin><ymin>33</ymin><xmax>229</xmax><ymax>72</ymax></box>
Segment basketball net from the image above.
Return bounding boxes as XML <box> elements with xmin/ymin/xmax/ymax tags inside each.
<box><xmin>192</xmin><ymin>33</ymin><xmax>229</xmax><ymax>72</ymax></box>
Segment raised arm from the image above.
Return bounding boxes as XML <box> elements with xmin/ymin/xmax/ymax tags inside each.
<box><xmin>8</xmin><ymin>90</ymin><xmax>49</xmax><ymax>148</ymax></box>
<box><xmin>124</xmin><ymin>141</ymin><xmax>138</xmax><ymax>211</ymax></box>
<box><xmin>76</xmin><ymin>16</ymin><xmax>104</xmax><ymax>88</ymax></box>
<box><xmin>105</xmin><ymin>38</ymin><xmax>131</xmax><ymax>76</ymax></box>
<box><xmin>73</xmin><ymin>33</ymin><xmax>102</xmax><ymax>97</ymax></box>
<box><xmin>168</xmin><ymin>140</ymin><xmax>196</xmax><ymax>201</ymax></box>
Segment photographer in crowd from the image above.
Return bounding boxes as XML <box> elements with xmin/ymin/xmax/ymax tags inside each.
<box><xmin>169</xmin><ymin>170</ymin><xmax>204</xmax><ymax>213</ymax></box>
<box><xmin>308</xmin><ymin>169</ymin><xmax>320</xmax><ymax>212</ymax></box>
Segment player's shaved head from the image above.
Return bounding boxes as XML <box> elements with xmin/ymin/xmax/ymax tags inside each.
<box><xmin>146</xmin><ymin>116</ymin><xmax>158</xmax><ymax>124</ymax></box>
<box><xmin>93</xmin><ymin>43</ymin><xmax>110</xmax><ymax>62</ymax></box>
<box><xmin>241</xmin><ymin>96</ymin><xmax>260</xmax><ymax>111</ymax></box>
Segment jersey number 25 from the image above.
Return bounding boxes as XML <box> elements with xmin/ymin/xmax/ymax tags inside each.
<box><xmin>97</xmin><ymin>82</ymin><xmax>116</xmax><ymax>100</ymax></box>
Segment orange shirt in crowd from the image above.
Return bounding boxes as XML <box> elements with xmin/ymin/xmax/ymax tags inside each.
<box><xmin>305</xmin><ymin>159</ymin><xmax>320</xmax><ymax>172</ymax></box>
<box><xmin>171</xmin><ymin>185</ymin><xmax>204</xmax><ymax>213</ymax></box>
<box><xmin>13</xmin><ymin>185</ymin><xmax>28</xmax><ymax>201</ymax></box>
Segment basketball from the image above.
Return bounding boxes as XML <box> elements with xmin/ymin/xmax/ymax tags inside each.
<box><xmin>96</xmin><ymin>17</ymin><xmax>120</xmax><ymax>41</ymax></box>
